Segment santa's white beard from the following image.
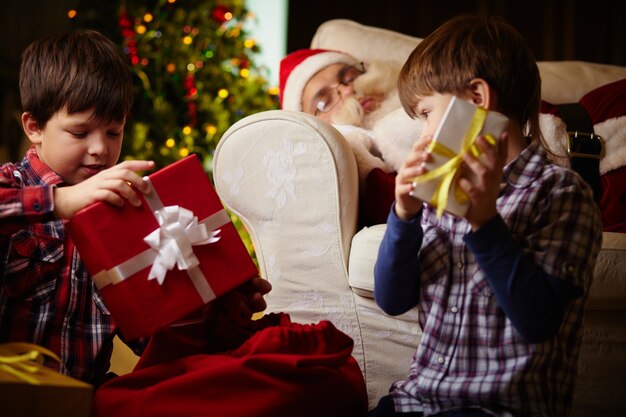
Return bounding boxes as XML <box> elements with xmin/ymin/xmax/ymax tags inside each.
<box><xmin>330</xmin><ymin>60</ymin><xmax>402</xmax><ymax>129</ymax></box>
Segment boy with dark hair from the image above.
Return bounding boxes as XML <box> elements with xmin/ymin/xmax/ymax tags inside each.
<box><xmin>0</xmin><ymin>30</ymin><xmax>270</xmax><ymax>385</ymax></box>
<box><xmin>371</xmin><ymin>15</ymin><xmax>602</xmax><ymax>416</ymax></box>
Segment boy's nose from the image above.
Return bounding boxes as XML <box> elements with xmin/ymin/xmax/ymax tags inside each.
<box><xmin>88</xmin><ymin>135</ymin><xmax>108</xmax><ymax>156</ymax></box>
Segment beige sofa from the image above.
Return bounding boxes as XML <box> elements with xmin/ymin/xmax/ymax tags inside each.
<box><xmin>213</xmin><ymin>20</ymin><xmax>626</xmax><ymax>415</ymax></box>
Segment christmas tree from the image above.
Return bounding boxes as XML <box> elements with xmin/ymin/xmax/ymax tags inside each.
<box><xmin>72</xmin><ymin>0</ymin><xmax>279</xmax><ymax>172</ymax></box>
<box><xmin>70</xmin><ymin>0</ymin><xmax>279</xmax><ymax>258</ymax></box>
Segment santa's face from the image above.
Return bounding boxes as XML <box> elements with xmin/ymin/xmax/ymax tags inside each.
<box><xmin>301</xmin><ymin>62</ymin><xmax>387</xmax><ymax>126</ymax></box>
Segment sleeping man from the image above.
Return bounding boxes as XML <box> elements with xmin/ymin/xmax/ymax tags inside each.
<box><xmin>279</xmin><ymin>48</ymin><xmax>422</xmax><ymax>225</ymax></box>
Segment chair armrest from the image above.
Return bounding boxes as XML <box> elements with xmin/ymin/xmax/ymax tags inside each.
<box><xmin>213</xmin><ymin>109</ymin><xmax>359</xmax><ymax>323</ymax></box>
<box><xmin>346</xmin><ymin>224</ymin><xmax>626</xmax><ymax>312</ymax></box>
<box><xmin>348</xmin><ymin>224</ymin><xmax>386</xmax><ymax>298</ymax></box>
<box><xmin>587</xmin><ymin>232</ymin><xmax>626</xmax><ymax>311</ymax></box>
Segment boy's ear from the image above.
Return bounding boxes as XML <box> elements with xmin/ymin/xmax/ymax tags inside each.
<box><xmin>21</xmin><ymin>112</ymin><xmax>43</xmax><ymax>144</ymax></box>
<box><xmin>467</xmin><ymin>78</ymin><xmax>494</xmax><ymax>109</ymax></box>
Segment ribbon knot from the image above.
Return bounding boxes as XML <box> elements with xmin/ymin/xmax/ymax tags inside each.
<box><xmin>144</xmin><ymin>205</ymin><xmax>221</xmax><ymax>285</ymax></box>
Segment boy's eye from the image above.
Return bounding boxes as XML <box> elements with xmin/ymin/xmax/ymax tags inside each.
<box><xmin>69</xmin><ymin>131</ymin><xmax>88</xmax><ymax>138</ymax></box>
<box><xmin>107</xmin><ymin>131</ymin><xmax>123</xmax><ymax>138</ymax></box>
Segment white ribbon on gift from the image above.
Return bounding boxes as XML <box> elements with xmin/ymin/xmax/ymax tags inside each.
<box><xmin>92</xmin><ymin>176</ymin><xmax>231</xmax><ymax>303</ymax></box>
<box><xmin>144</xmin><ymin>205</ymin><xmax>221</xmax><ymax>285</ymax></box>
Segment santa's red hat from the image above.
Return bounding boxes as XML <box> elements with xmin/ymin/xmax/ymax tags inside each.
<box><xmin>279</xmin><ymin>48</ymin><xmax>359</xmax><ymax>111</ymax></box>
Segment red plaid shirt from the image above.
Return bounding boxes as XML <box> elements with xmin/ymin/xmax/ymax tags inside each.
<box><xmin>0</xmin><ymin>147</ymin><xmax>141</xmax><ymax>383</ymax></box>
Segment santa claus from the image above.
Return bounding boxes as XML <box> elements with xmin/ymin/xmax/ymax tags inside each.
<box><xmin>279</xmin><ymin>49</ymin><xmax>626</xmax><ymax>231</ymax></box>
<box><xmin>279</xmin><ymin>48</ymin><xmax>421</xmax><ymax>184</ymax></box>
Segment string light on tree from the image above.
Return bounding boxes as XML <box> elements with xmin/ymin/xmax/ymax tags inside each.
<box><xmin>72</xmin><ymin>0</ymin><xmax>278</xmax><ymax>258</ymax></box>
<box><xmin>72</xmin><ymin>0</ymin><xmax>278</xmax><ymax>171</ymax></box>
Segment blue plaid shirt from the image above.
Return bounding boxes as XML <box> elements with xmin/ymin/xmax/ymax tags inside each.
<box><xmin>376</xmin><ymin>142</ymin><xmax>602</xmax><ymax>416</ymax></box>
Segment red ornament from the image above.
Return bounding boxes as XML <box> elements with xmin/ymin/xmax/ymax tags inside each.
<box><xmin>118</xmin><ymin>9</ymin><xmax>139</xmax><ymax>65</ymax></box>
<box><xmin>211</xmin><ymin>5</ymin><xmax>231</xmax><ymax>24</ymax></box>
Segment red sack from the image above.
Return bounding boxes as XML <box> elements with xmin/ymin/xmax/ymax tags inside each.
<box><xmin>93</xmin><ymin>314</ymin><xmax>367</xmax><ymax>417</ymax></box>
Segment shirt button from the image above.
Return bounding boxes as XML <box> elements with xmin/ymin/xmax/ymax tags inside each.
<box><xmin>437</xmin><ymin>356</ymin><xmax>445</xmax><ymax>364</ymax></box>
<box><xmin>456</xmin><ymin>261</ymin><xmax>463</xmax><ymax>270</ymax></box>
<box><xmin>450</xmin><ymin>306</ymin><xmax>459</xmax><ymax>313</ymax></box>
<box><xmin>34</xmin><ymin>201</ymin><xmax>41</xmax><ymax>211</ymax></box>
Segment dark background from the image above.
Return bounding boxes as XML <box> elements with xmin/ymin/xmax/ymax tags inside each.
<box><xmin>2</xmin><ymin>0</ymin><xmax>625</xmax><ymax>162</ymax></box>
<box><xmin>287</xmin><ymin>0</ymin><xmax>626</xmax><ymax>65</ymax></box>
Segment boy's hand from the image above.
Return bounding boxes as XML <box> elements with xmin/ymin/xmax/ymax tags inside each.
<box><xmin>219</xmin><ymin>277</ymin><xmax>272</xmax><ymax>326</ymax></box>
<box><xmin>53</xmin><ymin>160</ymin><xmax>155</xmax><ymax>219</ymax></box>
<box><xmin>395</xmin><ymin>136</ymin><xmax>433</xmax><ymax>221</ymax></box>
<box><xmin>458</xmin><ymin>133</ymin><xmax>508</xmax><ymax>230</ymax></box>
<box><xmin>207</xmin><ymin>277</ymin><xmax>272</xmax><ymax>350</ymax></box>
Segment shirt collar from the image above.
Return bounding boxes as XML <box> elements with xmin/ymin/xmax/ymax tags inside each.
<box><xmin>25</xmin><ymin>145</ymin><xmax>65</xmax><ymax>186</ymax></box>
<box><xmin>503</xmin><ymin>140</ymin><xmax>548</xmax><ymax>189</ymax></box>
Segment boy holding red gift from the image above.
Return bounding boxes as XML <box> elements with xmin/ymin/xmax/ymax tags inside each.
<box><xmin>371</xmin><ymin>15</ymin><xmax>602</xmax><ymax>417</ymax></box>
<box><xmin>0</xmin><ymin>30</ymin><xmax>270</xmax><ymax>385</ymax></box>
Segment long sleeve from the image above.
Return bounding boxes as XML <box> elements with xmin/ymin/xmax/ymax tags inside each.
<box><xmin>464</xmin><ymin>215</ymin><xmax>583</xmax><ymax>343</ymax></box>
<box><xmin>0</xmin><ymin>163</ymin><xmax>55</xmax><ymax>225</ymax></box>
<box><xmin>373</xmin><ymin>204</ymin><xmax>423</xmax><ymax>316</ymax></box>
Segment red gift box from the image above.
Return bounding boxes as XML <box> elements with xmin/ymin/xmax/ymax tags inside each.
<box><xmin>68</xmin><ymin>155</ymin><xmax>258</xmax><ymax>339</ymax></box>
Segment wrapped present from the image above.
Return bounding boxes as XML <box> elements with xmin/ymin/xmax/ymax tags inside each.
<box><xmin>68</xmin><ymin>154</ymin><xmax>258</xmax><ymax>339</ymax></box>
<box><xmin>409</xmin><ymin>96</ymin><xmax>508</xmax><ymax>218</ymax></box>
<box><xmin>0</xmin><ymin>343</ymin><xmax>92</xmax><ymax>417</ymax></box>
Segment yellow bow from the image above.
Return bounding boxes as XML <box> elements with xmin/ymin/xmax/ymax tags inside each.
<box><xmin>0</xmin><ymin>342</ymin><xmax>61</xmax><ymax>385</ymax></box>
<box><xmin>408</xmin><ymin>106</ymin><xmax>496</xmax><ymax>218</ymax></box>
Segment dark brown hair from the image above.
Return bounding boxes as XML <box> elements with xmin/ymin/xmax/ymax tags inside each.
<box><xmin>398</xmin><ymin>15</ymin><xmax>541</xmax><ymax>140</ymax></box>
<box><xmin>19</xmin><ymin>30</ymin><xmax>133</xmax><ymax>127</ymax></box>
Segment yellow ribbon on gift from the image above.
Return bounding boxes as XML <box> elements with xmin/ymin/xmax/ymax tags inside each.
<box><xmin>0</xmin><ymin>342</ymin><xmax>61</xmax><ymax>385</ymax></box>
<box><xmin>408</xmin><ymin>106</ymin><xmax>496</xmax><ymax>218</ymax></box>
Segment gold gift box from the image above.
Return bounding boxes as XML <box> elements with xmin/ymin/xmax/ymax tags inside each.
<box><xmin>0</xmin><ymin>344</ymin><xmax>93</xmax><ymax>417</ymax></box>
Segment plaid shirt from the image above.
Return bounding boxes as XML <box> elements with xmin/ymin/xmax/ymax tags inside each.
<box><xmin>382</xmin><ymin>142</ymin><xmax>602</xmax><ymax>416</ymax></box>
<box><xmin>0</xmin><ymin>147</ymin><xmax>128</xmax><ymax>383</ymax></box>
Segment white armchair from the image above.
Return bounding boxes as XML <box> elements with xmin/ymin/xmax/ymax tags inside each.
<box><xmin>213</xmin><ymin>20</ymin><xmax>626</xmax><ymax>415</ymax></box>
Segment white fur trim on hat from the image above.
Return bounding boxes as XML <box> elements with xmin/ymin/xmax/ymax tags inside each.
<box><xmin>282</xmin><ymin>51</ymin><xmax>358</xmax><ymax>112</ymax></box>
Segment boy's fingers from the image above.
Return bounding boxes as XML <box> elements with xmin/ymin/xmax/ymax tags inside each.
<box><xmin>252</xmin><ymin>277</ymin><xmax>272</xmax><ymax>292</ymax></box>
<box><xmin>107</xmin><ymin>160</ymin><xmax>155</xmax><ymax>194</ymax></box>
<box><xmin>248</xmin><ymin>292</ymin><xmax>267</xmax><ymax>313</ymax></box>
<box><xmin>117</xmin><ymin>159</ymin><xmax>156</xmax><ymax>172</ymax></box>
<box><xmin>97</xmin><ymin>189</ymin><xmax>125</xmax><ymax>208</ymax></box>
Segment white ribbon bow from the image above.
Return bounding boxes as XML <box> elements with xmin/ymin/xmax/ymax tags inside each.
<box><xmin>143</xmin><ymin>205</ymin><xmax>221</xmax><ymax>285</ymax></box>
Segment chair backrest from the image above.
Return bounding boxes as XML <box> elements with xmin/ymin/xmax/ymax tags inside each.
<box><xmin>311</xmin><ymin>19</ymin><xmax>626</xmax><ymax>104</ymax></box>
<box><xmin>213</xmin><ymin>110</ymin><xmax>364</xmax><ymax>354</ymax></box>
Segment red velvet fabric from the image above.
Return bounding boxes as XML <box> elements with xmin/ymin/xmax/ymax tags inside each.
<box><xmin>481</xmin><ymin>80</ymin><xmax>626</xmax><ymax>233</ymax></box>
<box><xmin>93</xmin><ymin>314</ymin><xmax>368</xmax><ymax>417</ymax></box>
<box><xmin>360</xmin><ymin>168</ymin><xmax>396</xmax><ymax>227</ymax></box>
<box><xmin>579</xmin><ymin>78</ymin><xmax>626</xmax><ymax>232</ymax></box>
<box><xmin>580</xmin><ymin>78</ymin><xmax>626</xmax><ymax>123</ymax></box>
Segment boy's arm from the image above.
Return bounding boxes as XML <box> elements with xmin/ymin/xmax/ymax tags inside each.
<box><xmin>465</xmin><ymin>215</ymin><xmax>584</xmax><ymax>343</ymax></box>
<box><xmin>373</xmin><ymin>204</ymin><xmax>423</xmax><ymax>316</ymax></box>
<box><xmin>0</xmin><ymin>169</ymin><xmax>56</xmax><ymax>238</ymax></box>
<box><xmin>0</xmin><ymin>184</ymin><xmax>54</xmax><ymax>219</ymax></box>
